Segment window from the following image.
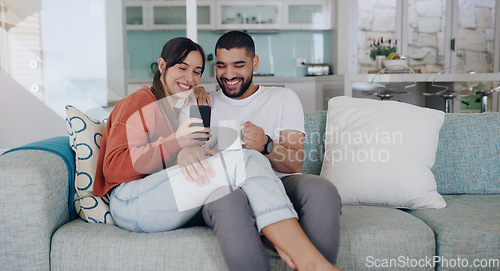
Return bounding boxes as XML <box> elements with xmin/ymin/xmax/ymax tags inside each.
<box><xmin>357</xmin><ymin>0</ymin><xmax>498</xmax><ymax>74</ymax></box>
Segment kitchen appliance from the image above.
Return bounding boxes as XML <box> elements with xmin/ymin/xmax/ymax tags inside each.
<box><xmin>306</xmin><ymin>63</ymin><xmax>330</xmax><ymax>76</ymax></box>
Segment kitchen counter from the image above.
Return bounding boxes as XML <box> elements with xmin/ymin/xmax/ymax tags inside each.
<box><xmin>128</xmin><ymin>76</ymin><xmax>320</xmax><ymax>85</ymax></box>
<box><xmin>324</xmin><ymin>73</ymin><xmax>500</xmax><ymax>112</ymax></box>
<box><xmin>128</xmin><ymin>73</ymin><xmax>500</xmax><ymax>112</ymax></box>
<box><xmin>343</xmin><ymin>73</ymin><xmax>500</xmax><ymax>96</ymax></box>
<box><xmin>128</xmin><ymin>76</ymin><xmax>330</xmax><ymax>113</ymax></box>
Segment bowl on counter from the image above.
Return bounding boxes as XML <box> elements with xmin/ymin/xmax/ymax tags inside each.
<box><xmin>383</xmin><ymin>59</ymin><xmax>408</xmax><ymax>71</ymax></box>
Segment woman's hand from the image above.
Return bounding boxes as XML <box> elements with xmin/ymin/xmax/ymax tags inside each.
<box><xmin>177</xmin><ymin>147</ymin><xmax>218</xmax><ymax>186</ymax></box>
<box><xmin>193</xmin><ymin>86</ymin><xmax>212</xmax><ymax>107</ymax></box>
<box><xmin>175</xmin><ymin>118</ymin><xmax>211</xmax><ymax>148</ymax></box>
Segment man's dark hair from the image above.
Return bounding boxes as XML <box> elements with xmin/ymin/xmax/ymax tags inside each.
<box><xmin>215</xmin><ymin>31</ymin><xmax>255</xmax><ymax>58</ymax></box>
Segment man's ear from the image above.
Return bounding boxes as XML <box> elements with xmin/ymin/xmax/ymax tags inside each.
<box><xmin>158</xmin><ymin>58</ymin><xmax>166</xmax><ymax>73</ymax></box>
<box><xmin>253</xmin><ymin>55</ymin><xmax>259</xmax><ymax>72</ymax></box>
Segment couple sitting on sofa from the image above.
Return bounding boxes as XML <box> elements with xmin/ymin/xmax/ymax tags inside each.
<box><xmin>96</xmin><ymin>31</ymin><xmax>342</xmax><ymax>271</ymax></box>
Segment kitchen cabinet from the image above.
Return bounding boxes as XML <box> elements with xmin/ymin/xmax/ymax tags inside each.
<box><xmin>125</xmin><ymin>1</ymin><xmax>149</xmax><ymax>30</ymax></box>
<box><xmin>215</xmin><ymin>1</ymin><xmax>282</xmax><ymax>30</ymax></box>
<box><xmin>125</xmin><ymin>0</ymin><xmax>333</xmax><ymax>31</ymax></box>
<box><xmin>284</xmin><ymin>0</ymin><xmax>332</xmax><ymax>30</ymax></box>
<box><xmin>149</xmin><ymin>0</ymin><xmax>215</xmax><ymax>30</ymax></box>
<box><xmin>125</xmin><ymin>0</ymin><xmax>215</xmax><ymax>30</ymax></box>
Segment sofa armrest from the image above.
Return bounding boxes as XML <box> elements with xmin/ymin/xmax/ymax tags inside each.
<box><xmin>0</xmin><ymin>149</ymin><xmax>71</xmax><ymax>270</ymax></box>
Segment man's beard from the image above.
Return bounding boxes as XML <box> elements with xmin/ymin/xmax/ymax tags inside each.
<box><xmin>217</xmin><ymin>74</ymin><xmax>253</xmax><ymax>98</ymax></box>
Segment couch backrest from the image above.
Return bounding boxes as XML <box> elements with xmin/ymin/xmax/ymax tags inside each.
<box><xmin>303</xmin><ymin>111</ymin><xmax>327</xmax><ymax>175</ymax></box>
<box><xmin>431</xmin><ymin>112</ymin><xmax>500</xmax><ymax>194</ymax></box>
<box><xmin>302</xmin><ymin>111</ymin><xmax>500</xmax><ymax>195</ymax></box>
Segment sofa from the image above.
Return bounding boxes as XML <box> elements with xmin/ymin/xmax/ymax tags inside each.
<box><xmin>1</xmin><ymin>110</ymin><xmax>499</xmax><ymax>271</ymax></box>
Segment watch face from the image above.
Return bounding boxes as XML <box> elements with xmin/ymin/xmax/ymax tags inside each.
<box><xmin>266</xmin><ymin>137</ymin><xmax>273</xmax><ymax>153</ymax></box>
<box><xmin>261</xmin><ymin>135</ymin><xmax>273</xmax><ymax>155</ymax></box>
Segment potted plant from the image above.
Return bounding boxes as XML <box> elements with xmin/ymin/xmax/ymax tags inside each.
<box><xmin>369</xmin><ymin>37</ymin><xmax>397</xmax><ymax>60</ymax></box>
<box><xmin>369</xmin><ymin>37</ymin><xmax>407</xmax><ymax>70</ymax></box>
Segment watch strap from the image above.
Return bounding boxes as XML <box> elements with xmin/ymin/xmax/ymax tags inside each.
<box><xmin>261</xmin><ymin>135</ymin><xmax>273</xmax><ymax>155</ymax></box>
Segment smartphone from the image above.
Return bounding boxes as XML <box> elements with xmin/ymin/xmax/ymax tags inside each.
<box><xmin>190</xmin><ymin>105</ymin><xmax>211</xmax><ymax>141</ymax></box>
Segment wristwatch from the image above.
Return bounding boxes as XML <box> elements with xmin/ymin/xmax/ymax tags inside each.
<box><xmin>261</xmin><ymin>135</ymin><xmax>274</xmax><ymax>155</ymax></box>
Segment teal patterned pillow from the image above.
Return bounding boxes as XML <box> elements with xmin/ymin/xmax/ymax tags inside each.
<box><xmin>65</xmin><ymin>105</ymin><xmax>114</xmax><ymax>224</ymax></box>
<box><xmin>432</xmin><ymin>113</ymin><xmax>500</xmax><ymax>194</ymax></box>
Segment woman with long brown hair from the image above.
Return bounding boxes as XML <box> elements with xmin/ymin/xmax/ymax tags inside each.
<box><xmin>93</xmin><ymin>37</ymin><xmax>216</xmax><ymax>231</ymax></box>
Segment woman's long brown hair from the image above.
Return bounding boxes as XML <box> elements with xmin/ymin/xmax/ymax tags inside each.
<box><xmin>151</xmin><ymin>37</ymin><xmax>205</xmax><ymax>101</ymax></box>
<box><xmin>150</xmin><ymin>38</ymin><xmax>205</xmax><ymax>131</ymax></box>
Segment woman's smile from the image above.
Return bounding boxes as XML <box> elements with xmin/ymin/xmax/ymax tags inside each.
<box><xmin>177</xmin><ymin>82</ymin><xmax>193</xmax><ymax>91</ymax></box>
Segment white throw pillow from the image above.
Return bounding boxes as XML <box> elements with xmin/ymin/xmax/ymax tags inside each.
<box><xmin>320</xmin><ymin>96</ymin><xmax>446</xmax><ymax>209</ymax></box>
<box><xmin>66</xmin><ymin>105</ymin><xmax>115</xmax><ymax>224</ymax></box>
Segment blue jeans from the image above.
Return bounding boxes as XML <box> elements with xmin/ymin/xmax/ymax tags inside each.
<box><xmin>109</xmin><ymin>149</ymin><xmax>297</xmax><ymax>233</ymax></box>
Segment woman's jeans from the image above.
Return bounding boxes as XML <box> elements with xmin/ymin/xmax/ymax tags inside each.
<box><xmin>109</xmin><ymin>149</ymin><xmax>297</xmax><ymax>233</ymax></box>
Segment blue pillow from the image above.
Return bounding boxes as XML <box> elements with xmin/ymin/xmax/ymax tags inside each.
<box><xmin>432</xmin><ymin>113</ymin><xmax>500</xmax><ymax>194</ymax></box>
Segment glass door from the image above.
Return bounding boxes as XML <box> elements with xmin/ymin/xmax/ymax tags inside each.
<box><xmin>357</xmin><ymin>0</ymin><xmax>499</xmax><ymax>75</ymax></box>
<box><xmin>405</xmin><ymin>0</ymin><xmax>447</xmax><ymax>73</ymax></box>
<box><xmin>452</xmin><ymin>0</ymin><xmax>497</xmax><ymax>74</ymax></box>
<box><xmin>356</xmin><ymin>0</ymin><xmax>398</xmax><ymax>74</ymax></box>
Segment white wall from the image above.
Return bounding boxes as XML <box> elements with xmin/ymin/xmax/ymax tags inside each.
<box><xmin>0</xmin><ymin>70</ymin><xmax>67</xmax><ymax>149</ymax></box>
<box><xmin>42</xmin><ymin>0</ymin><xmax>108</xmax><ymax>107</ymax></box>
<box><xmin>335</xmin><ymin>0</ymin><xmax>358</xmax><ymax>75</ymax></box>
<box><xmin>106</xmin><ymin>0</ymin><xmax>127</xmax><ymax>101</ymax></box>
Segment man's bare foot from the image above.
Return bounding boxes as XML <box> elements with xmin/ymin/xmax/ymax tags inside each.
<box><xmin>261</xmin><ymin>236</ymin><xmax>343</xmax><ymax>271</ymax></box>
<box><xmin>306</xmin><ymin>262</ymin><xmax>343</xmax><ymax>271</ymax></box>
<box><xmin>276</xmin><ymin>246</ymin><xmax>297</xmax><ymax>270</ymax></box>
<box><xmin>262</xmin><ymin>236</ymin><xmax>297</xmax><ymax>269</ymax></box>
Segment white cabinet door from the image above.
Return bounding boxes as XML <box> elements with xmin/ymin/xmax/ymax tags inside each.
<box><xmin>125</xmin><ymin>1</ymin><xmax>149</xmax><ymax>30</ymax></box>
<box><xmin>283</xmin><ymin>0</ymin><xmax>332</xmax><ymax>30</ymax></box>
<box><xmin>148</xmin><ymin>0</ymin><xmax>215</xmax><ymax>30</ymax></box>
<box><xmin>216</xmin><ymin>1</ymin><xmax>282</xmax><ymax>30</ymax></box>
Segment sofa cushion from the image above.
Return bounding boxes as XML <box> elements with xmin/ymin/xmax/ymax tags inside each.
<box><xmin>407</xmin><ymin>195</ymin><xmax>500</xmax><ymax>271</ymax></box>
<box><xmin>66</xmin><ymin>105</ymin><xmax>114</xmax><ymax>224</ymax></box>
<box><xmin>51</xmin><ymin>220</ymin><xmax>289</xmax><ymax>271</ymax></box>
<box><xmin>431</xmin><ymin>112</ymin><xmax>500</xmax><ymax>194</ymax></box>
<box><xmin>337</xmin><ymin>206</ymin><xmax>435</xmax><ymax>270</ymax></box>
<box><xmin>320</xmin><ymin>96</ymin><xmax>446</xmax><ymax>209</ymax></box>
